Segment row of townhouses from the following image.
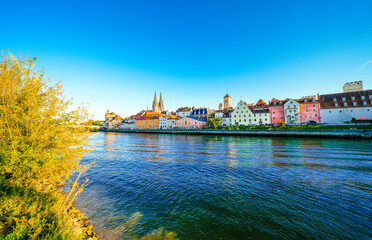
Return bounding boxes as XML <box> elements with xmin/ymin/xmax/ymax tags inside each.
<box><xmin>103</xmin><ymin>81</ymin><xmax>372</xmax><ymax>129</ymax></box>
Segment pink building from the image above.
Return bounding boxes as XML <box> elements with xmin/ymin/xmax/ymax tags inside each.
<box><xmin>268</xmin><ymin>96</ymin><xmax>321</xmax><ymax>124</ymax></box>
<box><xmin>268</xmin><ymin>98</ymin><xmax>288</xmax><ymax>125</ymax></box>
<box><xmin>175</xmin><ymin>117</ymin><xmax>208</xmax><ymax>129</ymax></box>
<box><xmin>298</xmin><ymin>97</ymin><xmax>321</xmax><ymax>124</ymax></box>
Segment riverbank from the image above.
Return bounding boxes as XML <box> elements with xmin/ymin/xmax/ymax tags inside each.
<box><xmin>101</xmin><ymin>128</ymin><xmax>372</xmax><ymax>139</ymax></box>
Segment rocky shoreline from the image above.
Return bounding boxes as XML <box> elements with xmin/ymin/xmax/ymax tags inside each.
<box><xmin>67</xmin><ymin>206</ymin><xmax>99</xmax><ymax>240</ymax></box>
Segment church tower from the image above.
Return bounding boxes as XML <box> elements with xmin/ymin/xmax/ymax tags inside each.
<box><xmin>152</xmin><ymin>91</ymin><xmax>159</xmax><ymax>112</ymax></box>
<box><xmin>223</xmin><ymin>93</ymin><xmax>232</xmax><ymax>111</ymax></box>
<box><xmin>159</xmin><ymin>92</ymin><xmax>165</xmax><ymax>112</ymax></box>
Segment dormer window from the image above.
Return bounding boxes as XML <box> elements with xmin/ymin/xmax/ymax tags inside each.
<box><xmin>369</xmin><ymin>95</ymin><xmax>372</xmax><ymax>99</ymax></box>
<box><xmin>363</xmin><ymin>102</ymin><xmax>367</xmax><ymax>106</ymax></box>
<box><xmin>312</xmin><ymin>99</ymin><xmax>315</xmax><ymax>102</ymax></box>
<box><xmin>351</xmin><ymin>96</ymin><xmax>355</xmax><ymax>100</ymax></box>
<box><xmin>353</xmin><ymin>102</ymin><xmax>357</xmax><ymax>106</ymax></box>
<box><xmin>342</xmin><ymin>97</ymin><xmax>346</xmax><ymax>101</ymax></box>
<box><xmin>333</xmin><ymin>98</ymin><xmax>337</xmax><ymax>101</ymax></box>
<box><xmin>274</xmin><ymin>102</ymin><xmax>277</xmax><ymax>105</ymax></box>
<box><xmin>361</xmin><ymin>96</ymin><xmax>365</xmax><ymax>100</ymax></box>
<box><xmin>344</xmin><ymin>103</ymin><xmax>347</xmax><ymax>107</ymax></box>
<box><xmin>279</xmin><ymin>102</ymin><xmax>282</xmax><ymax>104</ymax></box>
<box><xmin>335</xmin><ymin>103</ymin><xmax>339</xmax><ymax>107</ymax></box>
<box><xmin>304</xmin><ymin>100</ymin><xmax>307</xmax><ymax>103</ymax></box>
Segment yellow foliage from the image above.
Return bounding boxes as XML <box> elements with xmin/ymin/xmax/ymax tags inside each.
<box><xmin>0</xmin><ymin>52</ymin><xmax>93</xmax><ymax>187</ymax></box>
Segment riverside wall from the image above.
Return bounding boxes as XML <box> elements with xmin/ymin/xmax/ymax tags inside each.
<box><xmin>101</xmin><ymin>128</ymin><xmax>372</xmax><ymax>139</ymax></box>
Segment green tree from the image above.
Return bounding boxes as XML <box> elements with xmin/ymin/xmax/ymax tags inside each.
<box><xmin>278</xmin><ymin>122</ymin><xmax>286</xmax><ymax>128</ymax></box>
<box><xmin>208</xmin><ymin>118</ymin><xmax>222</xmax><ymax>129</ymax></box>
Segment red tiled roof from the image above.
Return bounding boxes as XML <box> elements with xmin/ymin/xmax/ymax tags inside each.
<box><xmin>319</xmin><ymin>90</ymin><xmax>372</xmax><ymax>109</ymax></box>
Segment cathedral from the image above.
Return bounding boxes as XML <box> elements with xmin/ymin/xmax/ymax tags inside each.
<box><xmin>152</xmin><ymin>90</ymin><xmax>165</xmax><ymax>112</ymax></box>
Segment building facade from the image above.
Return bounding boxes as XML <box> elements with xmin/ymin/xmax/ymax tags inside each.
<box><xmin>191</xmin><ymin>108</ymin><xmax>215</xmax><ymax>121</ymax></box>
<box><xmin>284</xmin><ymin>99</ymin><xmax>300</xmax><ymax>124</ymax></box>
<box><xmin>319</xmin><ymin>90</ymin><xmax>372</xmax><ymax>124</ymax></box>
<box><xmin>268</xmin><ymin>99</ymin><xmax>287</xmax><ymax>125</ymax></box>
<box><xmin>104</xmin><ymin>110</ymin><xmax>123</xmax><ymax>129</ymax></box>
<box><xmin>135</xmin><ymin>111</ymin><xmax>166</xmax><ymax>129</ymax></box>
<box><xmin>231</xmin><ymin>100</ymin><xmax>270</xmax><ymax>126</ymax></box>
<box><xmin>174</xmin><ymin>116</ymin><xmax>208</xmax><ymax>129</ymax></box>
<box><xmin>176</xmin><ymin>106</ymin><xmax>192</xmax><ymax>118</ymax></box>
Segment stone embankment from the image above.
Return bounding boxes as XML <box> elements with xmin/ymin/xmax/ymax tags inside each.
<box><xmin>101</xmin><ymin>129</ymin><xmax>372</xmax><ymax>139</ymax></box>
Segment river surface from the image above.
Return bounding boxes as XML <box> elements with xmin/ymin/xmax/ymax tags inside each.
<box><xmin>76</xmin><ymin>132</ymin><xmax>372</xmax><ymax>240</ymax></box>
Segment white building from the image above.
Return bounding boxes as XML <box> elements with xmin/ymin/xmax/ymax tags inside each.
<box><xmin>120</xmin><ymin>115</ymin><xmax>136</xmax><ymax>129</ymax></box>
<box><xmin>319</xmin><ymin>90</ymin><xmax>372</xmax><ymax>124</ymax></box>
<box><xmin>159</xmin><ymin>115</ymin><xmax>167</xmax><ymax>129</ymax></box>
<box><xmin>231</xmin><ymin>100</ymin><xmax>270</xmax><ymax>126</ymax></box>
<box><xmin>175</xmin><ymin>107</ymin><xmax>192</xmax><ymax>118</ymax></box>
<box><xmin>167</xmin><ymin>116</ymin><xmax>179</xmax><ymax>129</ymax></box>
<box><xmin>284</xmin><ymin>99</ymin><xmax>300</xmax><ymax>124</ymax></box>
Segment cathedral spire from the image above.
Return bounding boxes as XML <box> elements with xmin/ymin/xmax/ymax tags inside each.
<box><xmin>152</xmin><ymin>90</ymin><xmax>159</xmax><ymax>112</ymax></box>
<box><xmin>159</xmin><ymin>92</ymin><xmax>164</xmax><ymax>112</ymax></box>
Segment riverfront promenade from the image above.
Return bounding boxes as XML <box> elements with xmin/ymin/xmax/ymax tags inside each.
<box><xmin>101</xmin><ymin>128</ymin><xmax>372</xmax><ymax>139</ymax></box>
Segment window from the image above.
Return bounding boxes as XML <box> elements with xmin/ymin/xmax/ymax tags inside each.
<box><xmin>273</xmin><ymin>117</ymin><xmax>276</xmax><ymax>120</ymax></box>
<box><xmin>351</xmin><ymin>110</ymin><xmax>353</xmax><ymax>112</ymax></box>
<box><xmin>306</xmin><ymin>109</ymin><xmax>308</xmax><ymax>112</ymax></box>
<box><xmin>249</xmin><ymin>114</ymin><xmax>251</xmax><ymax>117</ymax></box>
<box><xmin>335</xmin><ymin>103</ymin><xmax>339</xmax><ymax>107</ymax></box>
<box><xmin>265</xmin><ymin>118</ymin><xmax>267</xmax><ymax>121</ymax></box>
<box><xmin>234</xmin><ymin>115</ymin><xmax>236</xmax><ymax>118</ymax></box>
<box><xmin>239</xmin><ymin>115</ymin><xmax>241</xmax><ymax>117</ymax></box>
<box><xmin>342</xmin><ymin>97</ymin><xmax>346</xmax><ymax>101</ymax></box>
<box><xmin>313</xmin><ymin>104</ymin><xmax>315</xmax><ymax>107</ymax></box>
<box><xmin>239</xmin><ymin>119</ymin><xmax>241</xmax><ymax>122</ymax></box>
<box><xmin>244</xmin><ymin>119</ymin><xmax>246</xmax><ymax>122</ymax></box>
<box><xmin>363</xmin><ymin>102</ymin><xmax>367</xmax><ymax>106</ymax></box>
<box><xmin>281</xmin><ymin>111</ymin><xmax>283</xmax><ymax>114</ymax></box>
<box><xmin>294</xmin><ymin>110</ymin><xmax>297</xmax><ymax>113</ymax></box>
<box><xmin>344</xmin><ymin>103</ymin><xmax>347</xmax><ymax>107</ymax></box>
<box><xmin>276</xmin><ymin>107</ymin><xmax>278</xmax><ymax>109</ymax></box>
<box><xmin>274</xmin><ymin>102</ymin><xmax>277</xmax><ymax>105</ymax></box>
<box><xmin>305</xmin><ymin>100</ymin><xmax>308</xmax><ymax>103</ymax></box>
<box><xmin>313</xmin><ymin>109</ymin><xmax>315</xmax><ymax>111</ymax></box>
<box><xmin>241</xmin><ymin>111</ymin><xmax>243</xmax><ymax>113</ymax></box>
<box><xmin>315</xmin><ymin>114</ymin><xmax>318</xmax><ymax>117</ymax></box>
<box><xmin>312</xmin><ymin>99</ymin><xmax>315</xmax><ymax>102</ymax></box>
<box><xmin>361</xmin><ymin>96</ymin><xmax>365</xmax><ymax>100</ymax></box>
<box><xmin>280</xmin><ymin>106</ymin><xmax>282</xmax><ymax>109</ymax></box>
<box><xmin>333</xmin><ymin>98</ymin><xmax>337</xmax><ymax>101</ymax></box>
<box><xmin>353</xmin><ymin>102</ymin><xmax>357</xmax><ymax>106</ymax></box>
<box><xmin>273</xmin><ymin>112</ymin><xmax>275</xmax><ymax>115</ymax></box>
<box><xmin>351</xmin><ymin>96</ymin><xmax>355</xmax><ymax>100</ymax></box>
<box><xmin>281</xmin><ymin>117</ymin><xmax>283</xmax><ymax>119</ymax></box>
<box><xmin>254</xmin><ymin>119</ymin><xmax>256</xmax><ymax>121</ymax></box>
<box><xmin>289</xmin><ymin>110</ymin><xmax>292</xmax><ymax>113</ymax></box>
<box><xmin>244</xmin><ymin>115</ymin><xmax>246</xmax><ymax>117</ymax></box>
<box><xmin>369</xmin><ymin>95</ymin><xmax>372</xmax><ymax>99</ymax></box>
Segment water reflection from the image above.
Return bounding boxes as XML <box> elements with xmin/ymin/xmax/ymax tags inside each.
<box><xmin>77</xmin><ymin>132</ymin><xmax>372</xmax><ymax>240</ymax></box>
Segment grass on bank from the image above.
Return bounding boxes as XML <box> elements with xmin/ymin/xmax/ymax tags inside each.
<box><xmin>0</xmin><ymin>178</ymin><xmax>83</xmax><ymax>240</ymax></box>
<box><xmin>205</xmin><ymin>124</ymin><xmax>372</xmax><ymax>131</ymax></box>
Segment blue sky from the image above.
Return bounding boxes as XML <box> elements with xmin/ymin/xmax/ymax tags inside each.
<box><xmin>1</xmin><ymin>0</ymin><xmax>372</xmax><ymax>120</ymax></box>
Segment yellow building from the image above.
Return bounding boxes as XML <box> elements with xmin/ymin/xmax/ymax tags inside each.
<box><xmin>135</xmin><ymin>111</ymin><xmax>167</xmax><ymax>129</ymax></box>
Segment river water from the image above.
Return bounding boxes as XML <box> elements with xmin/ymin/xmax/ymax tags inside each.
<box><xmin>76</xmin><ymin>132</ymin><xmax>372</xmax><ymax>240</ymax></box>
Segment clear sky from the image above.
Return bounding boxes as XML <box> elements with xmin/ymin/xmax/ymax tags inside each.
<box><xmin>1</xmin><ymin>0</ymin><xmax>372</xmax><ymax>120</ymax></box>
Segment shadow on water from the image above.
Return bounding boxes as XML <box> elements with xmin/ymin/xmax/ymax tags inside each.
<box><xmin>77</xmin><ymin>132</ymin><xmax>372</xmax><ymax>240</ymax></box>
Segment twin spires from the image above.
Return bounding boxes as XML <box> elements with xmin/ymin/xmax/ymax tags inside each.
<box><xmin>152</xmin><ymin>90</ymin><xmax>165</xmax><ymax>112</ymax></box>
